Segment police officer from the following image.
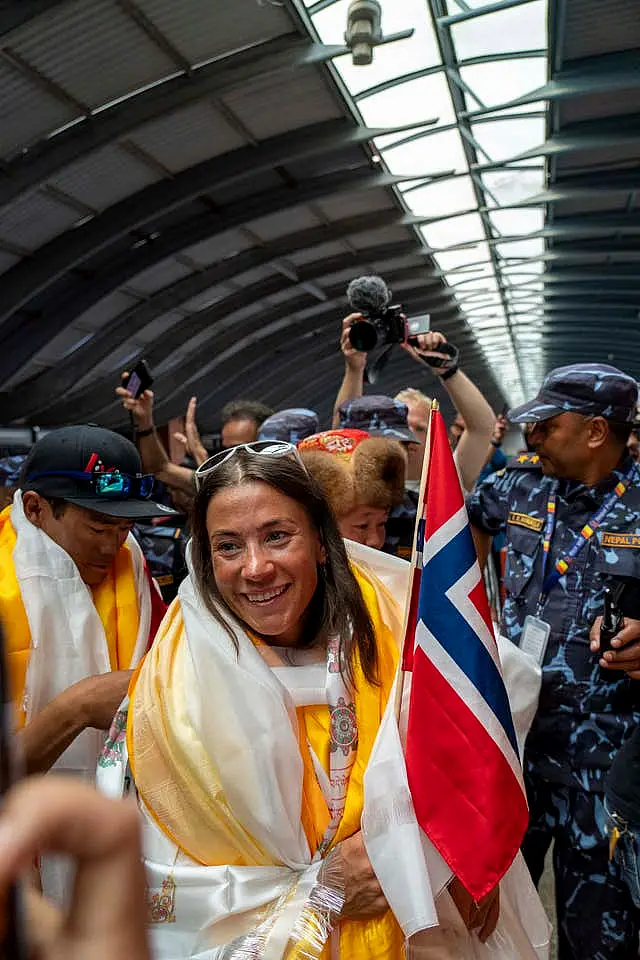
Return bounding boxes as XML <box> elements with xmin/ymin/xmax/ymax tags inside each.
<box><xmin>468</xmin><ymin>363</ymin><xmax>640</xmax><ymax>960</ymax></box>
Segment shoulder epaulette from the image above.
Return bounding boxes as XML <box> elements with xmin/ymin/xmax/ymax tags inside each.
<box><xmin>506</xmin><ymin>453</ymin><xmax>542</xmax><ymax>470</ymax></box>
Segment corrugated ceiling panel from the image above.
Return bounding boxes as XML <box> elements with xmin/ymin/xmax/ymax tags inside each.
<box><xmin>564</xmin><ymin>0</ymin><xmax>640</xmax><ymax>59</ymax></box>
<box><xmin>208</xmin><ymin>169</ymin><xmax>284</xmax><ymax>206</ymax></box>
<box><xmin>221</xmin><ymin>70</ymin><xmax>340</xmax><ymax>140</ymax></box>
<box><xmin>560</xmin><ymin>88</ymin><xmax>640</xmax><ymax>126</ymax></box>
<box><xmin>557</xmin><ymin>142</ymin><xmax>640</xmax><ymax>172</ymax></box>
<box><xmin>0</xmin><ymin>191</ymin><xmax>80</xmax><ymax>251</ymax></box>
<box><xmin>10</xmin><ymin>0</ymin><xmax>178</xmax><ymax>110</ymax></box>
<box><xmin>2</xmin><ymin>358</ymin><xmax>48</xmax><ymax>392</ymax></box>
<box><xmin>129</xmin><ymin>258</ymin><xmax>193</xmax><ymax>296</ymax></box>
<box><xmin>350</xmin><ymin>225</ymin><xmax>418</xmax><ymax>250</ymax></box>
<box><xmin>230</xmin><ymin>265</ymin><xmax>276</xmax><ymax>288</ymax></box>
<box><xmin>128</xmin><ymin>102</ymin><xmax>246</xmax><ymax>173</ymax></box>
<box><xmin>74</xmin><ymin>290</ymin><xmax>141</xmax><ymax>331</ymax></box>
<box><xmin>181</xmin><ymin>285</ymin><xmax>235</xmax><ymax>313</ymax></box>
<box><xmin>248</xmin><ymin>206</ymin><xmax>322</xmax><ymax>241</ymax></box>
<box><xmin>318</xmin><ymin>188</ymin><xmax>396</xmax><ymax>220</ymax></box>
<box><xmin>35</xmin><ymin>324</ymin><xmax>94</xmax><ymax>363</ymax></box>
<box><xmin>264</xmin><ymin>287</ymin><xmax>310</xmax><ymax>306</ymax></box>
<box><xmin>555</xmin><ymin>196</ymin><xmax>628</xmax><ymax>217</ymax></box>
<box><xmin>289</xmin><ymin>240</ymin><xmax>350</xmax><ymax>266</ymax></box>
<box><xmin>136</xmin><ymin>0</ymin><xmax>293</xmax><ymax>68</ymax></box>
<box><xmin>135</xmin><ymin>312</ymin><xmax>182</xmax><ymax>344</ymax></box>
<box><xmin>183</xmin><ymin>229</ymin><xmax>254</xmax><ymax>265</ymax></box>
<box><xmin>0</xmin><ymin>251</ymin><xmax>21</xmax><ymax>277</ymax></box>
<box><xmin>47</xmin><ymin>143</ymin><xmax>161</xmax><ymax>211</ymax></box>
<box><xmin>0</xmin><ymin>59</ymin><xmax>79</xmax><ymax>159</ymax></box>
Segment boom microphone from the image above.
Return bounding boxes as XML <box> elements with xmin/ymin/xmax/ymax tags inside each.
<box><xmin>346</xmin><ymin>275</ymin><xmax>392</xmax><ymax>317</ymax></box>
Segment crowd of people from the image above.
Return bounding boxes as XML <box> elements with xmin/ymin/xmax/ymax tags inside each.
<box><xmin>1</xmin><ymin>312</ymin><xmax>640</xmax><ymax>960</ymax></box>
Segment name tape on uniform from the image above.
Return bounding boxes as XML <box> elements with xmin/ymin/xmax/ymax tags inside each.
<box><xmin>508</xmin><ymin>511</ymin><xmax>544</xmax><ymax>533</ymax></box>
<box><xmin>600</xmin><ymin>532</ymin><xmax>640</xmax><ymax>549</ymax></box>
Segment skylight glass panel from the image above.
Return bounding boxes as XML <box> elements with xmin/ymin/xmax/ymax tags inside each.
<box><xmin>496</xmin><ymin>237</ymin><xmax>545</xmax><ymax>259</ymax></box>
<box><xmin>489</xmin><ymin>207</ymin><xmax>545</xmax><ymax>236</ymax></box>
<box><xmin>381</xmin><ymin>129</ymin><xmax>466</xmax><ymax>176</ymax></box>
<box><xmin>400</xmin><ymin>175</ymin><xmax>477</xmax><ymax>217</ymax></box>
<box><xmin>358</xmin><ymin>73</ymin><xmax>455</xmax><ymax>128</ymax></box>
<box><xmin>472</xmin><ymin>117</ymin><xmax>546</xmax><ymax>163</ymax></box>
<box><xmin>481</xmin><ymin>167</ymin><xmax>545</xmax><ymax>206</ymax></box>
<box><xmin>433</xmin><ymin>241</ymin><xmax>491</xmax><ymax>272</ymax></box>
<box><xmin>425</xmin><ymin>211</ymin><xmax>486</xmax><ymax>248</ymax></box>
<box><xmin>460</xmin><ymin>58</ymin><xmax>547</xmax><ymax>110</ymax></box>
<box><xmin>451</xmin><ymin>0</ymin><xmax>547</xmax><ymax>60</ymax></box>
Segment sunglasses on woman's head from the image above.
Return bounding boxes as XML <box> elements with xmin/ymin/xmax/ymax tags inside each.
<box><xmin>194</xmin><ymin>441</ymin><xmax>305</xmax><ymax>491</ymax></box>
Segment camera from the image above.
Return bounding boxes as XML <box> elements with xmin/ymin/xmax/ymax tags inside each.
<box><xmin>349</xmin><ymin>305</ymin><xmax>431</xmax><ymax>352</ymax></box>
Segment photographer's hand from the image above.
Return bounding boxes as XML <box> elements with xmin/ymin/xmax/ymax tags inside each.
<box><xmin>401</xmin><ymin>331</ymin><xmax>450</xmax><ymax>375</ymax></box>
<box><xmin>403</xmin><ymin>335</ymin><xmax>496</xmax><ymax>491</ymax></box>
<box><xmin>332</xmin><ymin>314</ymin><xmax>367</xmax><ymax>427</ymax></box>
<box><xmin>341</xmin><ymin>313</ymin><xmax>368</xmax><ymax>372</ymax></box>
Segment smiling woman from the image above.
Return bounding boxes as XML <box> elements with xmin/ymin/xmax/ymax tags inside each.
<box><xmin>116</xmin><ymin>443</ymin><xmax>547</xmax><ymax>960</ymax></box>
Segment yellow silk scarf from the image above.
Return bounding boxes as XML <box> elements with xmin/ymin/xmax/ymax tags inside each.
<box><xmin>128</xmin><ymin>563</ymin><xmax>405</xmax><ymax>958</ymax></box>
<box><xmin>0</xmin><ymin>505</ymin><xmax>140</xmax><ymax>721</ymax></box>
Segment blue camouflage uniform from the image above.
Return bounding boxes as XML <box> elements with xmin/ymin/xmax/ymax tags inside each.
<box><xmin>468</xmin><ymin>363</ymin><xmax>640</xmax><ymax>960</ymax></box>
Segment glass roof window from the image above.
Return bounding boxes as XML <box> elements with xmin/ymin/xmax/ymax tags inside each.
<box><xmin>305</xmin><ymin>0</ymin><xmax>549</xmax><ymax>402</ymax></box>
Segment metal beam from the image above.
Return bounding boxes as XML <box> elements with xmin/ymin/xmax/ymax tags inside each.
<box><xmin>0</xmin><ymin>163</ymin><xmax>426</xmax><ymax>383</ymax></box>
<box><xmin>0</xmin><ymin>36</ymin><xmax>352</xmax><ymax>212</ymax></box>
<box><xmin>9</xmin><ymin>213</ymin><xmax>414</xmax><ymax>419</ymax></box>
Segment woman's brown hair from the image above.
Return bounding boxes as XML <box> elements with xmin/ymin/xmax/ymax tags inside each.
<box><xmin>190</xmin><ymin>450</ymin><xmax>378</xmax><ymax>685</ymax></box>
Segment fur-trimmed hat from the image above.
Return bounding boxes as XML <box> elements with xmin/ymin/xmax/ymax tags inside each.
<box><xmin>298</xmin><ymin>429</ymin><xmax>406</xmax><ymax>518</ymax></box>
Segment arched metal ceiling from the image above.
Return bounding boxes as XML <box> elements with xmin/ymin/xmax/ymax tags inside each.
<box><xmin>0</xmin><ymin>0</ymin><xmax>638</xmax><ymax>433</ymax></box>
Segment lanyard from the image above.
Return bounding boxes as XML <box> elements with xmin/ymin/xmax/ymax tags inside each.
<box><xmin>536</xmin><ymin>465</ymin><xmax>636</xmax><ymax>615</ymax></box>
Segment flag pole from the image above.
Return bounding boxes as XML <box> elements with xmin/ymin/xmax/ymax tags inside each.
<box><xmin>394</xmin><ymin>398</ymin><xmax>439</xmax><ymax>721</ymax></box>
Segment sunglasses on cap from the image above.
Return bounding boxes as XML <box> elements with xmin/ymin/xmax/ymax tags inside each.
<box><xmin>26</xmin><ymin>470</ymin><xmax>155</xmax><ymax>499</ymax></box>
<box><xmin>194</xmin><ymin>440</ymin><xmax>305</xmax><ymax>491</ymax></box>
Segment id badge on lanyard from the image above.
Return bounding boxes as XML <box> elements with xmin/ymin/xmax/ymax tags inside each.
<box><xmin>520</xmin><ymin>615</ymin><xmax>551</xmax><ymax>666</ymax></box>
<box><xmin>518</xmin><ymin>464</ymin><xmax>634</xmax><ymax>666</ymax></box>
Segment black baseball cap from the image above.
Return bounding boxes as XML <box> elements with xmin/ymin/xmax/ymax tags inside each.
<box><xmin>509</xmin><ymin>363</ymin><xmax>639</xmax><ymax>425</ymax></box>
<box><xmin>338</xmin><ymin>395</ymin><xmax>420</xmax><ymax>444</ymax></box>
<box><xmin>20</xmin><ymin>426</ymin><xmax>177</xmax><ymax>520</ymax></box>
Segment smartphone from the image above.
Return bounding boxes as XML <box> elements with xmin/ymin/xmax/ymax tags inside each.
<box><xmin>0</xmin><ymin>619</ymin><xmax>27</xmax><ymax>960</ymax></box>
<box><xmin>123</xmin><ymin>360</ymin><xmax>153</xmax><ymax>400</ymax></box>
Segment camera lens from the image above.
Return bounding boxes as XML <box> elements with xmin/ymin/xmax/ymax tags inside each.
<box><xmin>349</xmin><ymin>319</ymin><xmax>378</xmax><ymax>352</ymax></box>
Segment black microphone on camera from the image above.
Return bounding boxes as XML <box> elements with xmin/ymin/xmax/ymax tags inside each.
<box><xmin>347</xmin><ymin>275</ymin><xmax>392</xmax><ymax>322</ymax></box>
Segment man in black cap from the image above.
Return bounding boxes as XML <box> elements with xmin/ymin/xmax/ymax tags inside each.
<box><xmin>0</xmin><ymin>426</ymin><xmax>171</xmax><ymax>783</ymax></box>
<box><xmin>468</xmin><ymin>363</ymin><xmax>640</xmax><ymax>959</ymax></box>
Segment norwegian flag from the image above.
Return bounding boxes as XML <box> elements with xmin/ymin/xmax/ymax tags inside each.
<box><xmin>403</xmin><ymin>407</ymin><xmax>528</xmax><ymax>901</ymax></box>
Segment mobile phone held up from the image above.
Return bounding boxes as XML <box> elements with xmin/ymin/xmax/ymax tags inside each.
<box><xmin>123</xmin><ymin>359</ymin><xmax>153</xmax><ymax>400</ymax></box>
<box><xmin>0</xmin><ymin>619</ymin><xmax>27</xmax><ymax>960</ymax></box>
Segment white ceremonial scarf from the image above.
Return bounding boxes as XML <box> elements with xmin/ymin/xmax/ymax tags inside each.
<box><xmin>11</xmin><ymin>491</ymin><xmax>151</xmax><ymax>903</ymax></box>
<box><xmin>99</xmin><ymin>540</ymin><xmax>549</xmax><ymax>959</ymax></box>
